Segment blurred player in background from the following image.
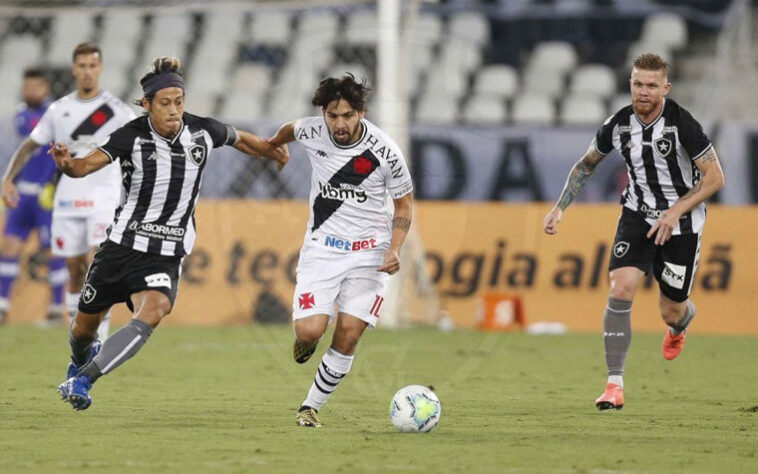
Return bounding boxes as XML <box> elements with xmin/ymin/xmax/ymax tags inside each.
<box><xmin>2</xmin><ymin>43</ymin><xmax>134</xmax><ymax>340</ymax></box>
<box><xmin>543</xmin><ymin>54</ymin><xmax>725</xmax><ymax>410</ymax></box>
<box><xmin>0</xmin><ymin>68</ymin><xmax>67</xmax><ymax>325</ymax></box>
<box><xmin>267</xmin><ymin>74</ymin><xmax>414</xmax><ymax>428</ymax></box>
<box><xmin>54</xmin><ymin>56</ymin><xmax>288</xmax><ymax>411</ymax></box>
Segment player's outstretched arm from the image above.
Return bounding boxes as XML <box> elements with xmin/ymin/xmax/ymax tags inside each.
<box><xmin>233</xmin><ymin>130</ymin><xmax>289</xmax><ymax>171</ymax></box>
<box><xmin>49</xmin><ymin>143</ymin><xmax>111</xmax><ymax>178</ymax></box>
<box><xmin>543</xmin><ymin>144</ymin><xmax>606</xmax><ymax>235</ymax></box>
<box><xmin>267</xmin><ymin>121</ymin><xmax>297</xmax><ymax>148</ymax></box>
<box><xmin>647</xmin><ymin>147</ymin><xmax>725</xmax><ymax>245</ymax></box>
<box><xmin>378</xmin><ymin>193</ymin><xmax>413</xmax><ymax>275</ymax></box>
<box><xmin>2</xmin><ymin>138</ymin><xmax>41</xmax><ymax>208</ymax></box>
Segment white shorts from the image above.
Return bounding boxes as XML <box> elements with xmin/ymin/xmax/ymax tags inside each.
<box><xmin>51</xmin><ymin>211</ymin><xmax>114</xmax><ymax>257</ymax></box>
<box><xmin>292</xmin><ymin>245</ymin><xmax>390</xmax><ymax>328</ymax></box>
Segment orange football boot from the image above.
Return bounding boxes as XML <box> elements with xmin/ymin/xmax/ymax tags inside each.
<box><xmin>662</xmin><ymin>329</ymin><xmax>686</xmax><ymax>360</ymax></box>
<box><xmin>595</xmin><ymin>383</ymin><xmax>624</xmax><ymax>410</ymax></box>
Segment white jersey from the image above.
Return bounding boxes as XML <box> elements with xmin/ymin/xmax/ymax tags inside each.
<box><xmin>294</xmin><ymin>116</ymin><xmax>413</xmax><ymax>253</ymax></box>
<box><xmin>30</xmin><ymin>90</ymin><xmax>135</xmax><ymax>216</ymax></box>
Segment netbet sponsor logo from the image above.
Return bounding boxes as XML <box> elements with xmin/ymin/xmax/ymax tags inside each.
<box><xmin>318</xmin><ymin>182</ymin><xmax>367</xmax><ymax>203</ymax></box>
<box><xmin>128</xmin><ymin>220</ymin><xmax>185</xmax><ymax>241</ymax></box>
<box><xmin>58</xmin><ymin>199</ymin><xmax>94</xmax><ymax>209</ymax></box>
<box><xmin>324</xmin><ymin>235</ymin><xmax>377</xmax><ymax>252</ymax></box>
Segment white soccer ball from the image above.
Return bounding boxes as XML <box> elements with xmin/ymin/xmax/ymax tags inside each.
<box><xmin>389</xmin><ymin>385</ymin><xmax>441</xmax><ymax>433</ymax></box>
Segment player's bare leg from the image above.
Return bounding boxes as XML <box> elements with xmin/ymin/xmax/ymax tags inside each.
<box><xmin>296</xmin><ymin>313</ymin><xmax>367</xmax><ymax>427</ymax></box>
<box><xmin>292</xmin><ymin>314</ymin><xmax>329</xmax><ymax>364</ymax></box>
<box><xmin>659</xmin><ymin>293</ymin><xmax>695</xmax><ymax>360</ymax></box>
<box><xmin>59</xmin><ymin>291</ymin><xmax>170</xmax><ymax>410</ymax></box>
<box><xmin>596</xmin><ymin>267</ymin><xmax>643</xmax><ymax>410</ymax></box>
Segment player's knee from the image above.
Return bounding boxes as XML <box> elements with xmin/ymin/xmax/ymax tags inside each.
<box><xmin>136</xmin><ymin>298</ymin><xmax>172</xmax><ymax>328</ymax></box>
<box><xmin>609</xmin><ymin>277</ymin><xmax>637</xmax><ymax>300</ymax></box>
<box><xmin>294</xmin><ymin>320</ymin><xmax>323</xmax><ymax>344</ymax></box>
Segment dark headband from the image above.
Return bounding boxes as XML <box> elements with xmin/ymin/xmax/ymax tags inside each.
<box><xmin>142</xmin><ymin>72</ymin><xmax>184</xmax><ymax>97</ymax></box>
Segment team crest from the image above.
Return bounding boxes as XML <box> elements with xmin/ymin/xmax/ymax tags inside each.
<box><xmin>188</xmin><ymin>144</ymin><xmax>207</xmax><ymax>166</ymax></box>
<box><xmin>81</xmin><ymin>284</ymin><xmax>97</xmax><ymax>304</ymax></box>
<box><xmin>653</xmin><ymin>138</ymin><xmax>672</xmax><ymax>157</ymax></box>
<box><xmin>613</xmin><ymin>241</ymin><xmax>630</xmax><ymax>258</ymax></box>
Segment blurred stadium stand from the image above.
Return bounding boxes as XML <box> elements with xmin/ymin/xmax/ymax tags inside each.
<box><xmin>0</xmin><ymin>0</ymin><xmax>756</xmax><ymax>202</ymax></box>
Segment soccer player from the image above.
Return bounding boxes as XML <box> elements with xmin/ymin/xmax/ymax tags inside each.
<box><xmin>0</xmin><ymin>68</ymin><xmax>67</xmax><ymax>325</ymax></box>
<box><xmin>542</xmin><ymin>54</ymin><xmax>725</xmax><ymax>410</ymax></box>
<box><xmin>54</xmin><ymin>56</ymin><xmax>288</xmax><ymax>410</ymax></box>
<box><xmin>2</xmin><ymin>43</ymin><xmax>134</xmax><ymax>339</ymax></box>
<box><xmin>267</xmin><ymin>74</ymin><xmax>414</xmax><ymax>428</ymax></box>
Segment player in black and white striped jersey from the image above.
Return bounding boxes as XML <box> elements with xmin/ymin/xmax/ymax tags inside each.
<box><xmin>54</xmin><ymin>56</ymin><xmax>288</xmax><ymax>410</ymax></box>
<box><xmin>542</xmin><ymin>54</ymin><xmax>725</xmax><ymax>410</ymax></box>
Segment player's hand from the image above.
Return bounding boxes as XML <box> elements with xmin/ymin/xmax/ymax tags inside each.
<box><xmin>48</xmin><ymin>142</ymin><xmax>74</xmax><ymax>175</ymax></box>
<box><xmin>543</xmin><ymin>207</ymin><xmax>563</xmax><ymax>235</ymax></box>
<box><xmin>378</xmin><ymin>249</ymin><xmax>400</xmax><ymax>275</ymax></box>
<box><xmin>647</xmin><ymin>209</ymin><xmax>680</xmax><ymax>246</ymax></box>
<box><xmin>1</xmin><ymin>178</ymin><xmax>19</xmax><ymax>208</ymax></box>
<box><xmin>268</xmin><ymin>140</ymin><xmax>289</xmax><ymax>171</ymax></box>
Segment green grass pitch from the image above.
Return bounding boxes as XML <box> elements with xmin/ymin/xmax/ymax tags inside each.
<box><xmin>1</xmin><ymin>325</ymin><xmax>756</xmax><ymax>473</ymax></box>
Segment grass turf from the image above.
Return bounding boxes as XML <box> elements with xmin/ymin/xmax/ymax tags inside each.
<box><xmin>0</xmin><ymin>325</ymin><xmax>756</xmax><ymax>473</ymax></box>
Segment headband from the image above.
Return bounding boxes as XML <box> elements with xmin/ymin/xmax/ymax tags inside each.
<box><xmin>142</xmin><ymin>72</ymin><xmax>184</xmax><ymax>97</ymax></box>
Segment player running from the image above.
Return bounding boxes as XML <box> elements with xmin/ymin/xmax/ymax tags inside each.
<box><xmin>267</xmin><ymin>74</ymin><xmax>414</xmax><ymax>428</ymax></box>
<box><xmin>542</xmin><ymin>54</ymin><xmax>725</xmax><ymax>410</ymax></box>
<box><xmin>2</xmin><ymin>43</ymin><xmax>134</xmax><ymax>339</ymax></box>
<box><xmin>54</xmin><ymin>56</ymin><xmax>288</xmax><ymax>410</ymax></box>
<box><xmin>0</xmin><ymin>68</ymin><xmax>67</xmax><ymax>325</ymax></box>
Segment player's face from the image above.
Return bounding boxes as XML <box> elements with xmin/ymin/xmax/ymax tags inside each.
<box><xmin>630</xmin><ymin>67</ymin><xmax>670</xmax><ymax>118</ymax></box>
<box><xmin>21</xmin><ymin>77</ymin><xmax>49</xmax><ymax>108</ymax></box>
<box><xmin>145</xmin><ymin>87</ymin><xmax>184</xmax><ymax>137</ymax></box>
<box><xmin>323</xmin><ymin>99</ymin><xmax>365</xmax><ymax>146</ymax></box>
<box><xmin>71</xmin><ymin>53</ymin><xmax>102</xmax><ymax>94</ymax></box>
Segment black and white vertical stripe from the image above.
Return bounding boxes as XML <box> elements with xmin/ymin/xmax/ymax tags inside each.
<box><xmin>313</xmin><ymin>361</ymin><xmax>346</xmax><ymax>395</ymax></box>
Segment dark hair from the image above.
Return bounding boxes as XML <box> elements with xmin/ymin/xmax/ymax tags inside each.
<box><xmin>23</xmin><ymin>67</ymin><xmax>47</xmax><ymax>81</ymax></box>
<box><xmin>72</xmin><ymin>42</ymin><xmax>102</xmax><ymax>62</ymax></box>
<box><xmin>633</xmin><ymin>53</ymin><xmax>670</xmax><ymax>75</ymax></box>
<box><xmin>311</xmin><ymin>73</ymin><xmax>371</xmax><ymax>112</ymax></box>
<box><xmin>133</xmin><ymin>56</ymin><xmax>183</xmax><ymax>106</ymax></box>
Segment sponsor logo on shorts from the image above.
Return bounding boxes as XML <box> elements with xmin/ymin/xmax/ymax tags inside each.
<box><xmin>324</xmin><ymin>235</ymin><xmax>377</xmax><ymax>252</ymax></box>
<box><xmin>81</xmin><ymin>284</ymin><xmax>97</xmax><ymax>304</ymax></box>
<box><xmin>145</xmin><ymin>273</ymin><xmax>172</xmax><ymax>289</ymax></box>
<box><xmin>298</xmin><ymin>292</ymin><xmax>315</xmax><ymax>310</ymax></box>
<box><xmin>661</xmin><ymin>262</ymin><xmax>687</xmax><ymax>290</ymax></box>
<box><xmin>318</xmin><ymin>182</ymin><xmax>367</xmax><ymax>203</ymax></box>
<box><xmin>57</xmin><ymin>199</ymin><xmax>94</xmax><ymax>209</ymax></box>
<box><xmin>128</xmin><ymin>221</ymin><xmax>185</xmax><ymax>242</ymax></box>
<box><xmin>613</xmin><ymin>241</ymin><xmax>630</xmax><ymax>258</ymax></box>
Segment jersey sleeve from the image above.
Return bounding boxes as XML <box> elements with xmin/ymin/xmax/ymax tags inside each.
<box><xmin>29</xmin><ymin>107</ymin><xmax>55</xmax><ymax>145</ymax></box>
<box><xmin>593</xmin><ymin>113</ymin><xmax>617</xmax><ymax>156</ymax></box>
<box><xmin>677</xmin><ymin>108</ymin><xmax>712</xmax><ymax>160</ymax></box>
<box><xmin>293</xmin><ymin>116</ymin><xmax>322</xmax><ymax>142</ymax></box>
<box><xmin>201</xmin><ymin>116</ymin><xmax>237</xmax><ymax>148</ymax></box>
<box><xmin>98</xmin><ymin>126</ymin><xmax>136</xmax><ymax>163</ymax></box>
<box><xmin>384</xmin><ymin>141</ymin><xmax>414</xmax><ymax>199</ymax></box>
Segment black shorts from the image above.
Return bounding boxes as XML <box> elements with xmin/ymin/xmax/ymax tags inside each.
<box><xmin>609</xmin><ymin>207</ymin><xmax>701</xmax><ymax>303</ymax></box>
<box><xmin>79</xmin><ymin>240</ymin><xmax>182</xmax><ymax>314</ymax></box>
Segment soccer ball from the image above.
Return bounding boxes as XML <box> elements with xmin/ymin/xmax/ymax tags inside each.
<box><xmin>389</xmin><ymin>385</ymin><xmax>441</xmax><ymax>433</ymax></box>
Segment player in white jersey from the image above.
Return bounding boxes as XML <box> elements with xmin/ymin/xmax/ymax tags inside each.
<box><xmin>2</xmin><ymin>43</ymin><xmax>134</xmax><ymax>339</ymax></box>
<box><xmin>268</xmin><ymin>74</ymin><xmax>414</xmax><ymax>428</ymax></box>
<box><xmin>542</xmin><ymin>54</ymin><xmax>725</xmax><ymax>410</ymax></box>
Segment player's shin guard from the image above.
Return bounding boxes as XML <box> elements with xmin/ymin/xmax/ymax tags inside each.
<box><xmin>603</xmin><ymin>297</ymin><xmax>632</xmax><ymax>380</ymax></box>
<box><xmin>80</xmin><ymin>319</ymin><xmax>153</xmax><ymax>382</ymax></box>
<box><xmin>301</xmin><ymin>347</ymin><xmax>354</xmax><ymax>411</ymax></box>
<box><xmin>47</xmin><ymin>258</ymin><xmax>67</xmax><ymax>314</ymax></box>
<box><xmin>667</xmin><ymin>300</ymin><xmax>695</xmax><ymax>335</ymax></box>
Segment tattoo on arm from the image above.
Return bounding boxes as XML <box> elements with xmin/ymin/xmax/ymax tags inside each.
<box><xmin>393</xmin><ymin>216</ymin><xmax>411</xmax><ymax>233</ymax></box>
<box><xmin>555</xmin><ymin>148</ymin><xmax>604</xmax><ymax>211</ymax></box>
<box><xmin>697</xmin><ymin>147</ymin><xmax>718</xmax><ymax>164</ymax></box>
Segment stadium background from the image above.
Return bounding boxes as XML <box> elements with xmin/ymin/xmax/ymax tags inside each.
<box><xmin>0</xmin><ymin>0</ymin><xmax>756</xmax><ymax>333</ymax></box>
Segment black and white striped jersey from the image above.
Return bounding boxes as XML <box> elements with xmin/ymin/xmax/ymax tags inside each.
<box><xmin>97</xmin><ymin>113</ymin><xmax>237</xmax><ymax>256</ymax></box>
<box><xmin>593</xmin><ymin>99</ymin><xmax>712</xmax><ymax>235</ymax></box>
